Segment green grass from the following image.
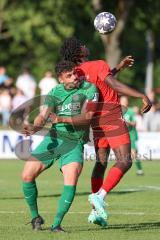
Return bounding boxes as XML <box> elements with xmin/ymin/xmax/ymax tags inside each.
<box><xmin>0</xmin><ymin>160</ymin><xmax>160</xmax><ymax>240</ymax></box>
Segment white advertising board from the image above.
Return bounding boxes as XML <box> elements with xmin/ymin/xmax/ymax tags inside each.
<box><xmin>0</xmin><ymin>130</ymin><xmax>160</xmax><ymax>160</ymax></box>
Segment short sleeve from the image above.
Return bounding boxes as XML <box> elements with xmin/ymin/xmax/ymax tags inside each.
<box><xmin>44</xmin><ymin>89</ymin><xmax>56</xmax><ymax>108</ymax></box>
<box><xmin>86</xmin><ymin>84</ymin><xmax>99</xmax><ymax>102</ymax></box>
<box><xmin>98</xmin><ymin>60</ymin><xmax>112</xmax><ymax>82</ymax></box>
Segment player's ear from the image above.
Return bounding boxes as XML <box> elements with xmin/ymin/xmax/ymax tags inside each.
<box><xmin>58</xmin><ymin>76</ymin><xmax>63</xmax><ymax>83</ymax></box>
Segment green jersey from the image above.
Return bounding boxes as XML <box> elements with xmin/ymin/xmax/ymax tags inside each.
<box><xmin>123</xmin><ymin>107</ymin><xmax>138</xmax><ymax>141</ymax></box>
<box><xmin>45</xmin><ymin>81</ymin><xmax>98</xmax><ymax>143</ymax></box>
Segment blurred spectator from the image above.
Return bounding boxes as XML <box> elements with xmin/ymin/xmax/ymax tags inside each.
<box><xmin>12</xmin><ymin>89</ymin><xmax>29</xmax><ymax>110</ymax></box>
<box><xmin>11</xmin><ymin>89</ymin><xmax>30</xmax><ymax>127</ymax></box>
<box><xmin>16</xmin><ymin>68</ymin><xmax>36</xmax><ymax>99</ymax></box>
<box><xmin>133</xmin><ymin>106</ymin><xmax>144</xmax><ymax>131</ymax></box>
<box><xmin>38</xmin><ymin>71</ymin><xmax>58</xmax><ymax>95</ymax></box>
<box><xmin>143</xmin><ymin>103</ymin><xmax>160</xmax><ymax>131</ymax></box>
<box><xmin>4</xmin><ymin>77</ymin><xmax>16</xmax><ymax>97</ymax></box>
<box><xmin>0</xmin><ymin>66</ymin><xmax>10</xmax><ymax>86</ymax></box>
<box><xmin>147</xmin><ymin>89</ymin><xmax>160</xmax><ymax>110</ymax></box>
<box><xmin>0</xmin><ymin>89</ymin><xmax>12</xmax><ymax>125</ymax></box>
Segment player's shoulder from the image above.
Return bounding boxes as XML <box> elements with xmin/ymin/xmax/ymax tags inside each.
<box><xmin>81</xmin><ymin>81</ymin><xmax>98</xmax><ymax>101</ymax></box>
<box><xmin>82</xmin><ymin>59</ymin><xmax>107</xmax><ymax>66</ymax></box>
<box><xmin>82</xmin><ymin>80</ymin><xmax>97</xmax><ymax>91</ymax></box>
<box><xmin>48</xmin><ymin>84</ymin><xmax>62</xmax><ymax>95</ymax></box>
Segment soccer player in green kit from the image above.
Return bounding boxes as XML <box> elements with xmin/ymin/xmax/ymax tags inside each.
<box><xmin>120</xmin><ymin>96</ymin><xmax>144</xmax><ymax>175</ymax></box>
<box><xmin>22</xmin><ymin>60</ymin><xmax>99</xmax><ymax>232</ymax></box>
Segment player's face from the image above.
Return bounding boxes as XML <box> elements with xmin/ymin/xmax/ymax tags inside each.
<box><xmin>59</xmin><ymin>69</ymin><xmax>81</xmax><ymax>89</ymax></box>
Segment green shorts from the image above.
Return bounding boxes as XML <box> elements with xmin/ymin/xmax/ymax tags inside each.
<box><xmin>130</xmin><ymin>136</ymin><xmax>137</xmax><ymax>150</ymax></box>
<box><xmin>129</xmin><ymin>131</ymin><xmax>138</xmax><ymax>151</ymax></box>
<box><xmin>31</xmin><ymin>131</ymin><xmax>84</xmax><ymax>170</ymax></box>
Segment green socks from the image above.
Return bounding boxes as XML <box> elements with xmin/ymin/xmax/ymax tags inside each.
<box><xmin>22</xmin><ymin>181</ymin><xmax>39</xmax><ymax>219</ymax></box>
<box><xmin>23</xmin><ymin>182</ymin><xmax>76</xmax><ymax>226</ymax></box>
<box><xmin>135</xmin><ymin>159</ymin><xmax>143</xmax><ymax>170</ymax></box>
<box><xmin>52</xmin><ymin>185</ymin><xmax>76</xmax><ymax>228</ymax></box>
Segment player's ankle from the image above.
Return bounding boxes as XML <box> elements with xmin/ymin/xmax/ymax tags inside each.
<box><xmin>97</xmin><ymin>188</ymin><xmax>107</xmax><ymax>199</ymax></box>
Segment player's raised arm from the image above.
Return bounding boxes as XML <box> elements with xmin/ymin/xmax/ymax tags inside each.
<box><xmin>105</xmin><ymin>75</ymin><xmax>152</xmax><ymax>113</ymax></box>
<box><xmin>111</xmin><ymin>56</ymin><xmax>134</xmax><ymax>76</ymax></box>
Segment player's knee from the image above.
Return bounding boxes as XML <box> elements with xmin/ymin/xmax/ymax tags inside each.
<box><xmin>123</xmin><ymin>158</ymin><xmax>132</xmax><ymax>171</ymax></box>
<box><xmin>126</xmin><ymin>160</ymin><xmax>132</xmax><ymax>170</ymax></box>
<box><xmin>21</xmin><ymin>171</ymin><xmax>36</xmax><ymax>182</ymax></box>
<box><xmin>116</xmin><ymin>157</ymin><xmax>132</xmax><ymax>173</ymax></box>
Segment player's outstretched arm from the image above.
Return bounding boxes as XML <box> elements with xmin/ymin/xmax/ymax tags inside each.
<box><xmin>50</xmin><ymin>101</ymin><xmax>97</xmax><ymax>126</ymax></box>
<box><xmin>111</xmin><ymin>56</ymin><xmax>134</xmax><ymax>76</ymax></box>
<box><xmin>106</xmin><ymin>75</ymin><xmax>152</xmax><ymax>113</ymax></box>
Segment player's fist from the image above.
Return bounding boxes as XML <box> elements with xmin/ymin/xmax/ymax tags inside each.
<box><xmin>22</xmin><ymin>124</ymin><xmax>37</xmax><ymax>136</ymax></box>
<box><xmin>119</xmin><ymin>55</ymin><xmax>134</xmax><ymax>69</ymax></box>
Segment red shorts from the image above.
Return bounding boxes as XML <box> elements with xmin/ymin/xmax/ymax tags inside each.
<box><xmin>94</xmin><ymin>132</ymin><xmax>130</xmax><ymax>149</ymax></box>
<box><xmin>92</xmin><ymin>118</ymin><xmax>130</xmax><ymax>149</ymax></box>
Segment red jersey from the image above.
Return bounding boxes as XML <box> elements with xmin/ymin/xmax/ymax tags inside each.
<box><xmin>79</xmin><ymin>60</ymin><xmax>119</xmax><ymax>105</ymax></box>
<box><xmin>77</xmin><ymin>60</ymin><xmax>128</xmax><ymax>142</ymax></box>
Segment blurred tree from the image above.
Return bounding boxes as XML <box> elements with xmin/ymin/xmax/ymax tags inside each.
<box><xmin>91</xmin><ymin>0</ymin><xmax>160</xmax><ymax>91</ymax></box>
<box><xmin>0</xmin><ymin>0</ymin><xmax>74</xmax><ymax>79</ymax></box>
<box><xmin>91</xmin><ymin>0</ymin><xmax>134</xmax><ymax>68</ymax></box>
<box><xmin>0</xmin><ymin>0</ymin><xmax>160</xmax><ymax>93</ymax></box>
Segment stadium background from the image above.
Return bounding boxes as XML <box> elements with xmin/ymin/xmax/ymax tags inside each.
<box><xmin>0</xmin><ymin>1</ymin><xmax>160</xmax><ymax>239</ymax></box>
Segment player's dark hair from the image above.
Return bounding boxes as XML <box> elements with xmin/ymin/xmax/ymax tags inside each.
<box><xmin>60</xmin><ymin>37</ymin><xmax>82</xmax><ymax>64</ymax></box>
<box><xmin>55</xmin><ymin>60</ymin><xmax>76</xmax><ymax>77</ymax></box>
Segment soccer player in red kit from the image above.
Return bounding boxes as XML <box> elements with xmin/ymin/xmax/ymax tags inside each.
<box><xmin>55</xmin><ymin>37</ymin><xmax>152</xmax><ymax>225</ymax></box>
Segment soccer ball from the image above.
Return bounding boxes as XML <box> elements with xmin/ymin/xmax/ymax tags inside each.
<box><xmin>94</xmin><ymin>12</ymin><xmax>117</xmax><ymax>34</ymax></box>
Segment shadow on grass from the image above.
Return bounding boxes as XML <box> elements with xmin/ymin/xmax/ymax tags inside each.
<box><xmin>65</xmin><ymin>221</ymin><xmax>160</xmax><ymax>233</ymax></box>
<box><xmin>108</xmin><ymin>221</ymin><xmax>160</xmax><ymax>231</ymax></box>
<box><xmin>0</xmin><ymin>189</ymin><xmax>145</xmax><ymax>200</ymax></box>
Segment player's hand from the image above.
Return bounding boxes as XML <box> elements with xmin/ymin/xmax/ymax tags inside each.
<box><xmin>49</xmin><ymin>113</ymin><xmax>58</xmax><ymax>124</ymax></box>
<box><xmin>141</xmin><ymin>95</ymin><xmax>152</xmax><ymax>113</ymax></box>
<box><xmin>119</xmin><ymin>55</ymin><xmax>134</xmax><ymax>70</ymax></box>
<box><xmin>22</xmin><ymin>124</ymin><xmax>37</xmax><ymax>136</ymax></box>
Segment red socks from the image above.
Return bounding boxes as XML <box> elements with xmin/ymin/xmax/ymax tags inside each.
<box><xmin>102</xmin><ymin>167</ymin><xmax>124</xmax><ymax>193</ymax></box>
<box><xmin>91</xmin><ymin>177</ymin><xmax>103</xmax><ymax>193</ymax></box>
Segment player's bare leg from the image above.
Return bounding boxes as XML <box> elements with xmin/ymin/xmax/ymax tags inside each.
<box><xmin>97</xmin><ymin>143</ymin><xmax>132</xmax><ymax>197</ymax></box>
<box><xmin>51</xmin><ymin>162</ymin><xmax>83</xmax><ymax>232</ymax></box>
<box><xmin>22</xmin><ymin>157</ymin><xmax>46</xmax><ymax>230</ymax></box>
<box><xmin>91</xmin><ymin>147</ymin><xmax>110</xmax><ymax>192</ymax></box>
<box><xmin>132</xmin><ymin>149</ymin><xmax>144</xmax><ymax>175</ymax></box>
<box><xmin>22</xmin><ymin>157</ymin><xmax>45</xmax><ymax>182</ymax></box>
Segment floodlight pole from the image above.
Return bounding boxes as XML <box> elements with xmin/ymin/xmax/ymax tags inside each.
<box><xmin>145</xmin><ymin>29</ymin><xmax>154</xmax><ymax>94</ymax></box>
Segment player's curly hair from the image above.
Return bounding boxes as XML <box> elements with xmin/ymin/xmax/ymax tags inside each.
<box><xmin>55</xmin><ymin>60</ymin><xmax>76</xmax><ymax>77</ymax></box>
<box><xmin>60</xmin><ymin>37</ymin><xmax>82</xmax><ymax>64</ymax></box>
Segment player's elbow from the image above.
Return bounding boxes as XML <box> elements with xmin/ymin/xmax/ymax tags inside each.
<box><xmin>105</xmin><ymin>76</ymin><xmax>120</xmax><ymax>91</ymax></box>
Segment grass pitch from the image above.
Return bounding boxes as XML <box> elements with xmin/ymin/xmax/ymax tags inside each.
<box><xmin>0</xmin><ymin>159</ymin><xmax>160</xmax><ymax>240</ymax></box>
